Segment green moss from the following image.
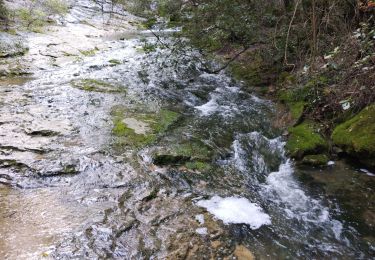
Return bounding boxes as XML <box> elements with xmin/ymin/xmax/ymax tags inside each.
<box><xmin>112</xmin><ymin>118</ymin><xmax>155</xmax><ymax>147</ymax></box>
<box><xmin>108</xmin><ymin>59</ymin><xmax>121</xmax><ymax>65</ymax></box>
<box><xmin>154</xmin><ymin>109</ymin><xmax>180</xmax><ymax>132</ymax></box>
<box><xmin>142</xmin><ymin>18</ymin><xmax>157</xmax><ymax>29</ymax></box>
<box><xmin>278</xmin><ymin>89</ymin><xmax>307</xmax><ymax>120</ymax></box>
<box><xmin>278</xmin><ymin>71</ymin><xmax>296</xmax><ymax>84</ymax></box>
<box><xmin>286</xmin><ymin>121</ymin><xmax>327</xmax><ymax>159</ymax></box>
<box><xmin>332</xmin><ymin>105</ymin><xmax>375</xmax><ymax>164</ymax></box>
<box><xmin>229</xmin><ymin>54</ymin><xmax>263</xmax><ymax>86</ymax></box>
<box><xmin>71</xmin><ymin>79</ymin><xmax>126</xmax><ymax>93</ymax></box>
<box><xmin>278</xmin><ymin>85</ymin><xmax>312</xmax><ymax>104</ymax></box>
<box><xmin>289</xmin><ymin>101</ymin><xmax>306</xmax><ymax>120</ymax></box>
<box><xmin>152</xmin><ymin>139</ymin><xmax>214</xmax><ymax>168</ymax></box>
<box><xmin>111</xmin><ymin>106</ymin><xmax>180</xmax><ymax>149</ymax></box>
<box><xmin>172</xmin><ymin>141</ymin><xmax>213</xmax><ymax>161</ymax></box>
<box><xmin>185</xmin><ymin>161</ymin><xmax>212</xmax><ymax>172</ymax></box>
<box><xmin>302</xmin><ymin>154</ymin><xmax>329</xmax><ymax>166</ymax></box>
<box><xmin>79</xmin><ymin>47</ymin><xmax>99</xmax><ymax>56</ymax></box>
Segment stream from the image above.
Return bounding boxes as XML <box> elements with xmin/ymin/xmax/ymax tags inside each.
<box><xmin>0</xmin><ymin>1</ymin><xmax>374</xmax><ymax>259</ymax></box>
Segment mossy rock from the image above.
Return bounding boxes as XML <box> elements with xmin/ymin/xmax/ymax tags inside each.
<box><xmin>0</xmin><ymin>61</ymin><xmax>30</xmax><ymax>77</ymax></box>
<box><xmin>185</xmin><ymin>161</ymin><xmax>212</xmax><ymax>172</ymax></box>
<box><xmin>79</xmin><ymin>47</ymin><xmax>99</xmax><ymax>57</ymax></box>
<box><xmin>332</xmin><ymin>105</ymin><xmax>375</xmax><ymax>167</ymax></box>
<box><xmin>286</xmin><ymin>121</ymin><xmax>327</xmax><ymax>159</ymax></box>
<box><xmin>277</xmin><ymin>86</ymin><xmax>314</xmax><ymax>121</ymax></box>
<box><xmin>278</xmin><ymin>84</ymin><xmax>312</xmax><ymax>104</ymax></box>
<box><xmin>277</xmin><ymin>76</ymin><xmax>329</xmax><ymax>120</ymax></box>
<box><xmin>287</xmin><ymin>101</ymin><xmax>306</xmax><ymax>121</ymax></box>
<box><xmin>111</xmin><ymin>106</ymin><xmax>180</xmax><ymax>149</ymax></box>
<box><xmin>152</xmin><ymin>140</ymin><xmax>214</xmax><ymax>168</ymax></box>
<box><xmin>153</xmin><ymin>155</ymin><xmax>190</xmax><ymax>165</ymax></box>
<box><xmin>71</xmin><ymin>79</ymin><xmax>126</xmax><ymax>93</ymax></box>
<box><xmin>301</xmin><ymin>154</ymin><xmax>329</xmax><ymax>166</ymax></box>
<box><xmin>108</xmin><ymin>59</ymin><xmax>122</xmax><ymax>65</ymax></box>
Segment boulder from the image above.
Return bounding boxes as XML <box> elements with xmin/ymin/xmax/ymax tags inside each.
<box><xmin>286</xmin><ymin>121</ymin><xmax>327</xmax><ymax>159</ymax></box>
<box><xmin>332</xmin><ymin>104</ymin><xmax>375</xmax><ymax>168</ymax></box>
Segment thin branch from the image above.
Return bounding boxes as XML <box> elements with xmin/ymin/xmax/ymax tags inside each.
<box><xmin>284</xmin><ymin>0</ymin><xmax>301</xmax><ymax>69</ymax></box>
<box><xmin>208</xmin><ymin>46</ymin><xmax>251</xmax><ymax>74</ymax></box>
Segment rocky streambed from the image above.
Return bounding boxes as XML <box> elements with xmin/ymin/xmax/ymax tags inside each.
<box><xmin>0</xmin><ymin>1</ymin><xmax>374</xmax><ymax>259</ymax></box>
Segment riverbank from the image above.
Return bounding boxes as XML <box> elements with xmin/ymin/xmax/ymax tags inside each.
<box><xmin>216</xmin><ymin>18</ymin><xmax>374</xmax><ymax>172</ymax></box>
<box><xmin>140</xmin><ymin>0</ymin><xmax>375</xmax><ymax>169</ymax></box>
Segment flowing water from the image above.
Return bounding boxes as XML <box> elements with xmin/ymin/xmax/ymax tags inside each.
<box><xmin>0</xmin><ymin>1</ymin><xmax>374</xmax><ymax>259</ymax></box>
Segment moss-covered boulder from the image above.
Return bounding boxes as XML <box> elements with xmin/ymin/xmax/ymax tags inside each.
<box><xmin>277</xmin><ymin>76</ymin><xmax>330</xmax><ymax>122</ymax></box>
<box><xmin>185</xmin><ymin>161</ymin><xmax>212</xmax><ymax>172</ymax></box>
<box><xmin>302</xmin><ymin>154</ymin><xmax>329</xmax><ymax>166</ymax></box>
<box><xmin>111</xmin><ymin>106</ymin><xmax>179</xmax><ymax>149</ymax></box>
<box><xmin>332</xmin><ymin>104</ymin><xmax>375</xmax><ymax>167</ymax></box>
<box><xmin>108</xmin><ymin>59</ymin><xmax>122</xmax><ymax>66</ymax></box>
<box><xmin>152</xmin><ymin>140</ymin><xmax>214</xmax><ymax>172</ymax></box>
<box><xmin>0</xmin><ymin>59</ymin><xmax>30</xmax><ymax>76</ymax></box>
<box><xmin>277</xmin><ymin>85</ymin><xmax>313</xmax><ymax>122</ymax></box>
<box><xmin>286</xmin><ymin>121</ymin><xmax>327</xmax><ymax>159</ymax></box>
<box><xmin>71</xmin><ymin>79</ymin><xmax>126</xmax><ymax>93</ymax></box>
<box><xmin>153</xmin><ymin>140</ymin><xmax>213</xmax><ymax>163</ymax></box>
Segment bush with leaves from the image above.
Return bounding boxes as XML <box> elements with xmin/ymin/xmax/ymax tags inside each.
<box><xmin>16</xmin><ymin>0</ymin><xmax>68</xmax><ymax>31</ymax></box>
<box><xmin>0</xmin><ymin>0</ymin><xmax>7</xmax><ymax>23</ymax></box>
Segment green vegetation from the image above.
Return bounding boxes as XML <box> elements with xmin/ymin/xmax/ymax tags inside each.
<box><xmin>302</xmin><ymin>154</ymin><xmax>329</xmax><ymax>166</ymax></box>
<box><xmin>111</xmin><ymin>106</ymin><xmax>180</xmax><ymax>149</ymax></box>
<box><xmin>108</xmin><ymin>59</ymin><xmax>122</xmax><ymax>65</ymax></box>
<box><xmin>79</xmin><ymin>47</ymin><xmax>99</xmax><ymax>57</ymax></box>
<box><xmin>118</xmin><ymin>0</ymin><xmax>152</xmax><ymax>17</ymax></box>
<box><xmin>185</xmin><ymin>161</ymin><xmax>212</xmax><ymax>172</ymax></box>
<box><xmin>286</xmin><ymin>121</ymin><xmax>327</xmax><ymax>159</ymax></box>
<box><xmin>152</xmin><ymin>139</ymin><xmax>214</xmax><ymax>172</ymax></box>
<box><xmin>112</xmin><ymin>119</ymin><xmax>155</xmax><ymax>147</ymax></box>
<box><xmin>15</xmin><ymin>0</ymin><xmax>68</xmax><ymax>31</ymax></box>
<box><xmin>142</xmin><ymin>17</ymin><xmax>157</xmax><ymax>29</ymax></box>
<box><xmin>71</xmin><ymin>79</ymin><xmax>126</xmax><ymax>93</ymax></box>
<box><xmin>332</xmin><ymin>105</ymin><xmax>375</xmax><ymax>167</ymax></box>
<box><xmin>170</xmin><ymin>141</ymin><xmax>213</xmax><ymax>161</ymax></box>
<box><xmin>0</xmin><ymin>0</ymin><xmax>8</xmax><ymax>26</ymax></box>
<box><xmin>289</xmin><ymin>101</ymin><xmax>306</xmax><ymax>121</ymax></box>
<box><xmin>229</xmin><ymin>53</ymin><xmax>265</xmax><ymax>87</ymax></box>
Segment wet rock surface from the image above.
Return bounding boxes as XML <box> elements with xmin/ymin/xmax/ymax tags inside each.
<box><xmin>0</xmin><ymin>33</ymin><xmax>28</xmax><ymax>58</ymax></box>
<box><xmin>0</xmin><ymin>0</ymin><xmax>374</xmax><ymax>259</ymax></box>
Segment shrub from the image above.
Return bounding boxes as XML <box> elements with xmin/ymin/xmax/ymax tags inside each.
<box><xmin>0</xmin><ymin>0</ymin><xmax>8</xmax><ymax>23</ymax></box>
<box><xmin>15</xmin><ymin>0</ymin><xmax>68</xmax><ymax>31</ymax></box>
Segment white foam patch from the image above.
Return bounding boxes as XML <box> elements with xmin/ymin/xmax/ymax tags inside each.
<box><xmin>360</xmin><ymin>168</ymin><xmax>375</xmax><ymax>176</ymax></box>
<box><xmin>195</xmin><ymin>214</ymin><xmax>205</xmax><ymax>225</ymax></box>
<box><xmin>195</xmin><ymin>227</ymin><xmax>208</xmax><ymax>235</ymax></box>
<box><xmin>195</xmin><ymin>98</ymin><xmax>219</xmax><ymax>116</ymax></box>
<box><xmin>196</xmin><ymin>196</ymin><xmax>271</xmax><ymax>229</ymax></box>
<box><xmin>265</xmin><ymin>161</ymin><xmax>311</xmax><ymax>211</ymax></box>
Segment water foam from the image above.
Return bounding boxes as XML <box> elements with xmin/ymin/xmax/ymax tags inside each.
<box><xmin>196</xmin><ymin>196</ymin><xmax>271</xmax><ymax>229</ymax></box>
<box><xmin>195</xmin><ymin>98</ymin><xmax>219</xmax><ymax>116</ymax></box>
<box><xmin>232</xmin><ymin>132</ymin><xmax>344</xmax><ymax>240</ymax></box>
